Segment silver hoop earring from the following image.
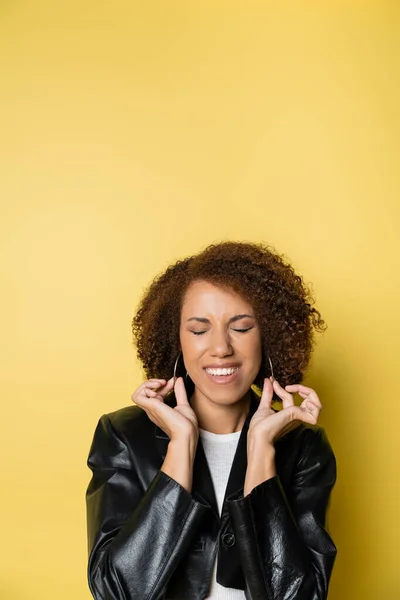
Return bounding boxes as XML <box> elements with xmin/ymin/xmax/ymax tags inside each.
<box><xmin>268</xmin><ymin>354</ymin><xmax>275</xmax><ymax>380</ymax></box>
<box><xmin>173</xmin><ymin>351</ymin><xmax>190</xmax><ymax>385</ymax></box>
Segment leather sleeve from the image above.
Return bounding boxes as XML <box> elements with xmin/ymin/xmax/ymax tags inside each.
<box><xmin>225</xmin><ymin>426</ymin><xmax>337</xmax><ymax>600</ymax></box>
<box><xmin>85</xmin><ymin>414</ymin><xmax>209</xmax><ymax>600</ymax></box>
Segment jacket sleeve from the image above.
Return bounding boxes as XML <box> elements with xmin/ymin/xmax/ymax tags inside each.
<box><xmin>85</xmin><ymin>414</ymin><xmax>209</xmax><ymax>600</ymax></box>
<box><xmin>225</xmin><ymin>426</ymin><xmax>337</xmax><ymax>600</ymax></box>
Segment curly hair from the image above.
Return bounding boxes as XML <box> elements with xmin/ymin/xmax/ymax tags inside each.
<box><xmin>131</xmin><ymin>240</ymin><xmax>327</xmax><ymax>401</ymax></box>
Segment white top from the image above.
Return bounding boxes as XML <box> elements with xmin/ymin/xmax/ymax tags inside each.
<box><xmin>199</xmin><ymin>427</ymin><xmax>246</xmax><ymax>600</ymax></box>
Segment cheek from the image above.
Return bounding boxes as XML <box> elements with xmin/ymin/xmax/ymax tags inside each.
<box><xmin>181</xmin><ymin>334</ymin><xmax>205</xmax><ymax>358</ymax></box>
<box><xmin>244</xmin><ymin>337</ymin><xmax>263</xmax><ymax>370</ymax></box>
<box><xmin>243</xmin><ymin>332</ymin><xmax>262</xmax><ymax>354</ymax></box>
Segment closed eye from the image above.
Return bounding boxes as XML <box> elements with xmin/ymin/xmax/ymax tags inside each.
<box><xmin>192</xmin><ymin>328</ymin><xmax>253</xmax><ymax>336</ymax></box>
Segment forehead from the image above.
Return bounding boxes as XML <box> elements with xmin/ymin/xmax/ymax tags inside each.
<box><xmin>181</xmin><ymin>280</ymin><xmax>253</xmax><ymax>314</ymax></box>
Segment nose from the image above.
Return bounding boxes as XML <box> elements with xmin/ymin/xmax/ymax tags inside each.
<box><xmin>209</xmin><ymin>327</ymin><xmax>234</xmax><ymax>357</ymax></box>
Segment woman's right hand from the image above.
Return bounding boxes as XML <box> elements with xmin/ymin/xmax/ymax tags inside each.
<box><xmin>131</xmin><ymin>376</ymin><xmax>199</xmax><ymax>442</ymax></box>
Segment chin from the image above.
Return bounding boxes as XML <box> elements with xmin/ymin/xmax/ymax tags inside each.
<box><xmin>199</xmin><ymin>382</ymin><xmax>252</xmax><ymax>405</ymax></box>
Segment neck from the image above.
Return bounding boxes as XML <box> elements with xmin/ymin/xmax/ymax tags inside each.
<box><xmin>189</xmin><ymin>387</ymin><xmax>252</xmax><ymax>434</ymax></box>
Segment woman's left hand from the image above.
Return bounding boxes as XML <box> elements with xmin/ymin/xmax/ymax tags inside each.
<box><xmin>248</xmin><ymin>377</ymin><xmax>322</xmax><ymax>446</ymax></box>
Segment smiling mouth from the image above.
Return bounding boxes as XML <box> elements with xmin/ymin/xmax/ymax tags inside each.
<box><xmin>205</xmin><ymin>367</ymin><xmax>240</xmax><ymax>376</ymax></box>
<box><xmin>203</xmin><ymin>366</ymin><xmax>241</xmax><ymax>384</ymax></box>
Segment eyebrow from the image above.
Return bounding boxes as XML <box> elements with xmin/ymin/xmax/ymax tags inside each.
<box><xmin>185</xmin><ymin>314</ymin><xmax>255</xmax><ymax>324</ymax></box>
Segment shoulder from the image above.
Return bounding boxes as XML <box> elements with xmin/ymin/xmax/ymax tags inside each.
<box><xmin>289</xmin><ymin>423</ymin><xmax>337</xmax><ymax>487</ymax></box>
<box><xmin>102</xmin><ymin>391</ymin><xmax>175</xmax><ymax>436</ymax></box>
<box><xmin>104</xmin><ymin>404</ymin><xmax>151</xmax><ymax>436</ymax></box>
<box><xmin>276</xmin><ymin>422</ymin><xmax>336</xmax><ymax>476</ymax></box>
<box><xmin>90</xmin><ymin>392</ymin><xmax>178</xmax><ymax>451</ymax></box>
<box><xmin>88</xmin><ymin>403</ymin><xmax>153</xmax><ymax>453</ymax></box>
<box><xmin>294</xmin><ymin>423</ymin><xmax>335</xmax><ymax>465</ymax></box>
<box><xmin>87</xmin><ymin>404</ymin><xmax>155</xmax><ymax>469</ymax></box>
<box><xmin>277</xmin><ymin>421</ymin><xmax>334</xmax><ymax>452</ymax></box>
<box><xmin>105</xmin><ymin>391</ymin><xmax>176</xmax><ymax>441</ymax></box>
<box><xmin>296</xmin><ymin>423</ymin><xmax>334</xmax><ymax>451</ymax></box>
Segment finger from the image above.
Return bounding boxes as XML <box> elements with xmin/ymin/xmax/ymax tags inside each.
<box><xmin>272</xmin><ymin>378</ymin><xmax>294</xmax><ymax>410</ymax></box>
<box><xmin>259</xmin><ymin>406</ymin><xmax>313</xmax><ymax>437</ymax></box>
<box><xmin>131</xmin><ymin>391</ymin><xmax>154</xmax><ymax>407</ymax></box>
<box><xmin>285</xmin><ymin>383</ymin><xmax>314</xmax><ymax>392</ymax></box>
<box><xmin>174</xmin><ymin>377</ymin><xmax>189</xmax><ymax>406</ymax></box>
<box><xmin>258</xmin><ymin>378</ymin><xmax>273</xmax><ymax>410</ymax></box>
<box><xmin>299</xmin><ymin>398</ymin><xmax>321</xmax><ymax>420</ymax></box>
<box><xmin>156</xmin><ymin>377</ymin><xmax>175</xmax><ymax>397</ymax></box>
<box><xmin>300</xmin><ymin>397</ymin><xmax>322</xmax><ymax>414</ymax></box>
<box><xmin>138</xmin><ymin>380</ymin><xmax>167</xmax><ymax>390</ymax></box>
<box><xmin>143</xmin><ymin>388</ymin><xmax>158</xmax><ymax>397</ymax></box>
<box><xmin>291</xmin><ymin>405</ymin><xmax>318</xmax><ymax>425</ymax></box>
<box><xmin>278</xmin><ymin>405</ymin><xmax>318</xmax><ymax>426</ymax></box>
<box><xmin>132</xmin><ymin>381</ymin><xmax>167</xmax><ymax>404</ymax></box>
<box><xmin>284</xmin><ymin>384</ymin><xmax>322</xmax><ymax>409</ymax></box>
<box><xmin>138</xmin><ymin>380</ymin><xmax>171</xmax><ymax>398</ymax></box>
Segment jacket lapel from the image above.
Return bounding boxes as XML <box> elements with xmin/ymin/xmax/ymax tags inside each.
<box><xmin>191</xmin><ymin>435</ymin><xmax>219</xmax><ymax>517</ymax></box>
<box><xmin>153</xmin><ymin>391</ymin><xmax>221</xmax><ymax>519</ymax></box>
<box><xmin>220</xmin><ymin>389</ymin><xmax>261</xmax><ymax>517</ymax></box>
<box><xmin>154</xmin><ymin>388</ymin><xmax>261</xmax><ymax>521</ymax></box>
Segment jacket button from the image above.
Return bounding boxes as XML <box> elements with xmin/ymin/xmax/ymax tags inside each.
<box><xmin>221</xmin><ymin>532</ymin><xmax>235</xmax><ymax>548</ymax></box>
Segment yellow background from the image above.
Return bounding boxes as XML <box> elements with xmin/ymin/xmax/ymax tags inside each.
<box><xmin>1</xmin><ymin>1</ymin><xmax>399</xmax><ymax>598</ymax></box>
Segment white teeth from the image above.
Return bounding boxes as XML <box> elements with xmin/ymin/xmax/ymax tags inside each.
<box><xmin>205</xmin><ymin>367</ymin><xmax>239</xmax><ymax>376</ymax></box>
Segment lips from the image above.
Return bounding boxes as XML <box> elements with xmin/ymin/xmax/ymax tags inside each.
<box><xmin>203</xmin><ymin>365</ymin><xmax>241</xmax><ymax>385</ymax></box>
<box><xmin>205</xmin><ymin>367</ymin><xmax>239</xmax><ymax>376</ymax></box>
<box><xmin>203</xmin><ymin>362</ymin><xmax>242</xmax><ymax>369</ymax></box>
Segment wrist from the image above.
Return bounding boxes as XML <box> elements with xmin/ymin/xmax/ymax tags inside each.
<box><xmin>169</xmin><ymin>436</ymin><xmax>198</xmax><ymax>463</ymax></box>
<box><xmin>247</xmin><ymin>434</ymin><xmax>275</xmax><ymax>457</ymax></box>
<box><xmin>244</xmin><ymin>439</ymin><xmax>276</xmax><ymax>497</ymax></box>
<box><xmin>161</xmin><ymin>436</ymin><xmax>198</xmax><ymax>493</ymax></box>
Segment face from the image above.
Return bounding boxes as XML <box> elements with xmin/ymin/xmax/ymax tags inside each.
<box><xmin>179</xmin><ymin>280</ymin><xmax>262</xmax><ymax>405</ymax></box>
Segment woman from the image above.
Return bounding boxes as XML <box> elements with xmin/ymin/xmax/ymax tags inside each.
<box><xmin>86</xmin><ymin>241</ymin><xmax>337</xmax><ymax>600</ymax></box>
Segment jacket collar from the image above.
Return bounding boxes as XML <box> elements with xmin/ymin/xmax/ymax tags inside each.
<box><xmin>154</xmin><ymin>388</ymin><xmax>261</xmax><ymax>522</ymax></box>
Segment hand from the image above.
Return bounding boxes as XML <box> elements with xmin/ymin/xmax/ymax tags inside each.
<box><xmin>248</xmin><ymin>376</ymin><xmax>322</xmax><ymax>446</ymax></box>
<box><xmin>131</xmin><ymin>376</ymin><xmax>199</xmax><ymax>442</ymax></box>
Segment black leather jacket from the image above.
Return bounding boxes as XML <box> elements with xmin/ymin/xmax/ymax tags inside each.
<box><xmin>86</xmin><ymin>388</ymin><xmax>337</xmax><ymax>600</ymax></box>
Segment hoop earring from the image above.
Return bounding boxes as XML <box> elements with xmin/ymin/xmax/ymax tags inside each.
<box><xmin>173</xmin><ymin>351</ymin><xmax>190</xmax><ymax>385</ymax></box>
<box><xmin>268</xmin><ymin>354</ymin><xmax>275</xmax><ymax>380</ymax></box>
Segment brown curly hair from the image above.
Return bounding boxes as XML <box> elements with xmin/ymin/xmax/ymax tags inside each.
<box><xmin>131</xmin><ymin>240</ymin><xmax>327</xmax><ymax>401</ymax></box>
